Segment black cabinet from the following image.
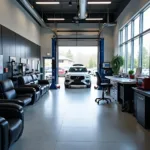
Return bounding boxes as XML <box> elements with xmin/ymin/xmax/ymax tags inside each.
<box><xmin>134</xmin><ymin>92</ymin><xmax>150</xmax><ymax>129</ymax></box>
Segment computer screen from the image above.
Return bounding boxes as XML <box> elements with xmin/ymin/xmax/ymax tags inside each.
<box><xmin>102</xmin><ymin>62</ymin><xmax>110</xmax><ymax>69</ymax></box>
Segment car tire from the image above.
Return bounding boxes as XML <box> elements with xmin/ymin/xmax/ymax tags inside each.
<box><xmin>65</xmin><ymin>85</ymin><xmax>69</xmax><ymax>88</ymax></box>
<box><xmin>87</xmin><ymin>84</ymin><xmax>91</xmax><ymax>88</ymax></box>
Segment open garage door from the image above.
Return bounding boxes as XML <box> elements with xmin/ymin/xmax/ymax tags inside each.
<box><xmin>57</xmin><ymin>33</ymin><xmax>99</xmax><ymax>46</ymax></box>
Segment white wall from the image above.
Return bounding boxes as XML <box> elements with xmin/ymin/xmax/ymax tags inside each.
<box><xmin>0</xmin><ymin>0</ymin><xmax>41</xmax><ymax>45</ymax></box>
<box><xmin>40</xmin><ymin>28</ymin><xmax>53</xmax><ymax>66</ymax></box>
<box><xmin>101</xmin><ymin>27</ymin><xmax>114</xmax><ymax>62</ymax></box>
<box><xmin>114</xmin><ymin>0</ymin><xmax>149</xmax><ymax>55</ymax></box>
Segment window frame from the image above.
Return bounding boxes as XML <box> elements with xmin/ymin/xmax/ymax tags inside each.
<box><xmin>119</xmin><ymin>2</ymin><xmax>150</xmax><ymax>74</ymax></box>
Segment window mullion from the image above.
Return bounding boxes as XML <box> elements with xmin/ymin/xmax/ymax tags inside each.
<box><xmin>131</xmin><ymin>20</ymin><xmax>134</xmax><ymax>69</ymax></box>
<box><xmin>139</xmin><ymin>12</ymin><xmax>143</xmax><ymax>67</ymax></box>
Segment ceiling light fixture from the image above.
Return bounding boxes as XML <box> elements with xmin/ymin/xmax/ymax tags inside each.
<box><xmin>47</xmin><ymin>18</ymin><xmax>65</xmax><ymax>21</ymax></box>
<box><xmin>36</xmin><ymin>2</ymin><xmax>60</xmax><ymax>5</ymax></box>
<box><xmin>88</xmin><ymin>1</ymin><xmax>111</xmax><ymax>4</ymax></box>
<box><xmin>86</xmin><ymin>18</ymin><xmax>103</xmax><ymax>21</ymax></box>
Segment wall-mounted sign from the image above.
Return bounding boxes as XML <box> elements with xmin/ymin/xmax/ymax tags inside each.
<box><xmin>0</xmin><ymin>55</ymin><xmax>3</xmax><ymax>74</ymax></box>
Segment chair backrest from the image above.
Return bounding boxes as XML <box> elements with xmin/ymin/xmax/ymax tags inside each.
<box><xmin>18</xmin><ymin>76</ymin><xmax>29</xmax><ymax>85</ymax></box>
<box><xmin>0</xmin><ymin>80</ymin><xmax>17</xmax><ymax>100</ymax></box>
<box><xmin>95</xmin><ymin>72</ymin><xmax>102</xmax><ymax>86</ymax></box>
<box><xmin>31</xmin><ymin>74</ymin><xmax>38</xmax><ymax>84</ymax></box>
<box><xmin>27</xmin><ymin>76</ymin><xmax>34</xmax><ymax>84</ymax></box>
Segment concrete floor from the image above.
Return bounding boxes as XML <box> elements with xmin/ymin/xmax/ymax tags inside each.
<box><xmin>10</xmin><ymin>86</ymin><xmax>150</xmax><ymax>150</ymax></box>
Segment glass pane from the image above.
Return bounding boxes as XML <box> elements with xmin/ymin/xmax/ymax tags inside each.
<box><xmin>127</xmin><ymin>42</ymin><xmax>131</xmax><ymax>71</ymax></box>
<box><xmin>134</xmin><ymin>16</ymin><xmax>140</xmax><ymax>36</ymax></box>
<box><xmin>143</xmin><ymin>7</ymin><xmax>150</xmax><ymax>31</ymax></box>
<box><xmin>44</xmin><ymin>59</ymin><xmax>52</xmax><ymax>81</ymax></box>
<box><xmin>128</xmin><ymin>23</ymin><xmax>131</xmax><ymax>40</ymax></box>
<box><xmin>142</xmin><ymin>33</ymin><xmax>150</xmax><ymax>76</ymax></box>
<box><xmin>122</xmin><ymin>28</ymin><xmax>125</xmax><ymax>43</ymax></box>
<box><xmin>134</xmin><ymin>38</ymin><xmax>139</xmax><ymax>71</ymax></box>
<box><xmin>122</xmin><ymin>44</ymin><xmax>126</xmax><ymax>72</ymax></box>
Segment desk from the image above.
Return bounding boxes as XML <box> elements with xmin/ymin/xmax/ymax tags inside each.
<box><xmin>132</xmin><ymin>87</ymin><xmax>150</xmax><ymax>129</ymax></box>
<box><xmin>105</xmin><ymin>76</ymin><xmax>136</xmax><ymax>112</ymax></box>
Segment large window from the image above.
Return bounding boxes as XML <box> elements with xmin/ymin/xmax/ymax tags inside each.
<box><xmin>143</xmin><ymin>7</ymin><xmax>150</xmax><ymax>31</ymax></box>
<box><xmin>122</xmin><ymin>28</ymin><xmax>126</xmax><ymax>43</ymax></box>
<box><xmin>122</xmin><ymin>44</ymin><xmax>126</xmax><ymax>72</ymax></box>
<box><xmin>134</xmin><ymin>16</ymin><xmax>140</xmax><ymax>36</ymax></box>
<box><xmin>119</xmin><ymin>3</ymin><xmax>150</xmax><ymax>76</ymax></box>
<box><xmin>142</xmin><ymin>33</ymin><xmax>150</xmax><ymax>75</ymax></box>
<box><xmin>134</xmin><ymin>38</ymin><xmax>140</xmax><ymax>70</ymax></box>
<box><xmin>128</xmin><ymin>23</ymin><xmax>131</xmax><ymax>40</ymax></box>
<box><xmin>127</xmin><ymin>42</ymin><xmax>131</xmax><ymax>71</ymax></box>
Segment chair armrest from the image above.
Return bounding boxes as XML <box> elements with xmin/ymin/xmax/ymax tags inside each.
<box><xmin>0</xmin><ymin>99</ymin><xmax>25</xmax><ymax>107</ymax></box>
<box><xmin>0</xmin><ymin>103</ymin><xmax>24</xmax><ymax>120</ymax></box>
<box><xmin>0</xmin><ymin>117</ymin><xmax>9</xmax><ymax>150</ymax></box>
<box><xmin>21</xmin><ymin>85</ymin><xmax>40</xmax><ymax>91</ymax></box>
<box><xmin>38</xmin><ymin>80</ymin><xmax>49</xmax><ymax>84</ymax></box>
<box><xmin>15</xmin><ymin>87</ymin><xmax>36</xmax><ymax>94</ymax></box>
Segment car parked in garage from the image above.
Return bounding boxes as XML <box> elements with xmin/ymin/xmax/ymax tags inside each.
<box><xmin>64</xmin><ymin>66</ymin><xmax>91</xmax><ymax>88</ymax></box>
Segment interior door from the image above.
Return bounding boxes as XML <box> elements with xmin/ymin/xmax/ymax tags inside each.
<box><xmin>43</xmin><ymin>57</ymin><xmax>52</xmax><ymax>82</ymax></box>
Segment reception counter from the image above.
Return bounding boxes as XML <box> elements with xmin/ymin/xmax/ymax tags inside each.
<box><xmin>105</xmin><ymin>76</ymin><xmax>136</xmax><ymax>112</ymax></box>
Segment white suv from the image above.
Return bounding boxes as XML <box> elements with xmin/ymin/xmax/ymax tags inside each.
<box><xmin>64</xmin><ymin>66</ymin><xmax>91</xmax><ymax>88</ymax></box>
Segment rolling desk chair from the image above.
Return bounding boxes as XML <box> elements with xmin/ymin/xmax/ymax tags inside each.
<box><xmin>95</xmin><ymin>72</ymin><xmax>112</xmax><ymax>104</ymax></box>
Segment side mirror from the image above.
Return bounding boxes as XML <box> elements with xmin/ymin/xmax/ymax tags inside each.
<box><xmin>65</xmin><ymin>71</ymin><xmax>68</xmax><ymax>74</ymax></box>
<box><xmin>88</xmin><ymin>71</ymin><xmax>91</xmax><ymax>74</ymax></box>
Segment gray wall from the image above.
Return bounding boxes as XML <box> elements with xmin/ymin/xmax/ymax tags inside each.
<box><xmin>40</xmin><ymin>23</ymin><xmax>114</xmax><ymax>65</ymax></box>
<box><xmin>114</xmin><ymin>0</ymin><xmax>149</xmax><ymax>55</ymax></box>
<box><xmin>101</xmin><ymin>27</ymin><xmax>114</xmax><ymax>62</ymax></box>
<box><xmin>0</xmin><ymin>0</ymin><xmax>41</xmax><ymax>45</ymax></box>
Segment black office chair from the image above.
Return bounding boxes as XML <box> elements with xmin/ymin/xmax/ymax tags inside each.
<box><xmin>95</xmin><ymin>72</ymin><xmax>112</xmax><ymax>104</ymax></box>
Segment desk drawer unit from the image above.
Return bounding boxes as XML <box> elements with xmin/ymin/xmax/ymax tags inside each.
<box><xmin>110</xmin><ymin>81</ymin><xmax>118</xmax><ymax>101</ymax></box>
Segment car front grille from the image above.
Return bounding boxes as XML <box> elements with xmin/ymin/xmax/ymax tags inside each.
<box><xmin>70</xmin><ymin>76</ymin><xmax>84</xmax><ymax>80</ymax></box>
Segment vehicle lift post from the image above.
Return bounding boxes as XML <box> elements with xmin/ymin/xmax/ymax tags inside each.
<box><xmin>50</xmin><ymin>38</ymin><xmax>59</xmax><ymax>89</ymax></box>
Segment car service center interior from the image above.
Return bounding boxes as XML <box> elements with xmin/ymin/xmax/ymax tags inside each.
<box><xmin>0</xmin><ymin>0</ymin><xmax>150</xmax><ymax>150</ymax></box>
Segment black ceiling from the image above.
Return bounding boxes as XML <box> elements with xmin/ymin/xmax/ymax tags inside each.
<box><xmin>27</xmin><ymin>0</ymin><xmax>131</xmax><ymax>23</ymax></box>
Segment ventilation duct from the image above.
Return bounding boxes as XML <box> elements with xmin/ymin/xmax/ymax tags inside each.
<box><xmin>18</xmin><ymin>0</ymin><xmax>56</xmax><ymax>36</ymax></box>
<box><xmin>78</xmin><ymin>0</ymin><xmax>87</xmax><ymax>19</ymax></box>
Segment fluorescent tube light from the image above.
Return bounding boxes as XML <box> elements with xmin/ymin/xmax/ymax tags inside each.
<box><xmin>88</xmin><ymin>1</ymin><xmax>111</xmax><ymax>4</ymax></box>
<box><xmin>47</xmin><ymin>18</ymin><xmax>65</xmax><ymax>21</ymax></box>
<box><xmin>86</xmin><ymin>18</ymin><xmax>103</xmax><ymax>21</ymax></box>
<box><xmin>36</xmin><ymin>2</ymin><xmax>60</xmax><ymax>5</ymax></box>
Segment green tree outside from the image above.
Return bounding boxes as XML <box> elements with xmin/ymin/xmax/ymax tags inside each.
<box><xmin>142</xmin><ymin>47</ymin><xmax>149</xmax><ymax>69</ymax></box>
<box><xmin>66</xmin><ymin>50</ymin><xmax>73</xmax><ymax>59</ymax></box>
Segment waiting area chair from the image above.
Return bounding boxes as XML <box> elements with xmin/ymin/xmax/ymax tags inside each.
<box><xmin>95</xmin><ymin>72</ymin><xmax>112</xmax><ymax>104</ymax></box>
<box><xmin>0</xmin><ymin>103</ymin><xmax>24</xmax><ymax>150</ymax></box>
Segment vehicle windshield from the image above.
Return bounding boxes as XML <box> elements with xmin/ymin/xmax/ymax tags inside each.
<box><xmin>69</xmin><ymin>67</ymin><xmax>87</xmax><ymax>72</ymax></box>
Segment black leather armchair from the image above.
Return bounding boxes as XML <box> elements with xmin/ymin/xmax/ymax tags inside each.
<box><xmin>0</xmin><ymin>103</ymin><xmax>24</xmax><ymax>150</ymax></box>
<box><xmin>31</xmin><ymin>74</ymin><xmax>49</xmax><ymax>95</ymax></box>
<box><xmin>0</xmin><ymin>80</ymin><xmax>33</xmax><ymax>106</ymax></box>
<box><xmin>18</xmin><ymin>75</ymin><xmax>48</xmax><ymax>97</ymax></box>
<box><xmin>18</xmin><ymin>76</ymin><xmax>41</xmax><ymax>102</ymax></box>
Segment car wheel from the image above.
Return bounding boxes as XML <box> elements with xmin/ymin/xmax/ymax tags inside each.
<box><xmin>65</xmin><ymin>85</ymin><xmax>69</xmax><ymax>88</ymax></box>
<box><xmin>87</xmin><ymin>84</ymin><xmax>91</xmax><ymax>88</ymax></box>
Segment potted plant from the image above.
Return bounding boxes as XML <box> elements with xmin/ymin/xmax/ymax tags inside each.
<box><xmin>111</xmin><ymin>55</ymin><xmax>124</xmax><ymax>75</ymax></box>
<box><xmin>128</xmin><ymin>70</ymin><xmax>135</xmax><ymax>79</ymax></box>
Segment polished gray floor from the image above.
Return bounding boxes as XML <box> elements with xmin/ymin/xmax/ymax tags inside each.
<box><xmin>11</xmin><ymin>86</ymin><xmax>150</xmax><ymax>150</ymax></box>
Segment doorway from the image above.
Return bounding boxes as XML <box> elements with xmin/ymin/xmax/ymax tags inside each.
<box><xmin>43</xmin><ymin>57</ymin><xmax>52</xmax><ymax>82</ymax></box>
<box><xmin>58</xmin><ymin>46</ymin><xmax>98</xmax><ymax>85</ymax></box>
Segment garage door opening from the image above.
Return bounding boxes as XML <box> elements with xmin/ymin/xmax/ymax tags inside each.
<box><xmin>58</xmin><ymin>46</ymin><xmax>98</xmax><ymax>86</ymax></box>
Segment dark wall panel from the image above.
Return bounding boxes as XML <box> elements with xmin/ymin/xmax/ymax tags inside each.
<box><xmin>0</xmin><ymin>25</ymin><xmax>41</xmax><ymax>80</ymax></box>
